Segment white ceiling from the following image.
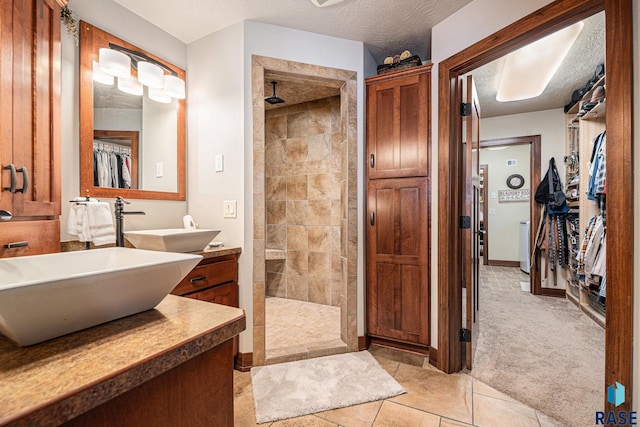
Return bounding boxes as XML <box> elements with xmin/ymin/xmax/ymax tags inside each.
<box><xmin>110</xmin><ymin>1</ymin><xmax>605</xmax><ymax>118</ymax></box>
<box><xmin>470</xmin><ymin>11</ymin><xmax>605</xmax><ymax>118</ymax></box>
<box><xmin>112</xmin><ymin>0</ymin><xmax>471</xmax><ymax>65</ymax></box>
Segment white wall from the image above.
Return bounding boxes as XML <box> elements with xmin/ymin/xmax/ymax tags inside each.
<box><xmin>430</xmin><ymin>0</ymin><xmax>556</xmax><ymax>348</ymax></box>
<box><xmin>60</xmin><ymin>0</ymin><xmax>188</xmax><ymax>241</ymax></box>
<box><xmin>633</xmin><ymin>0</ymin><xmax>639</xmax><ymax>413</ymax></box>
<box><xmin>187</xmin><ymin>20</ymin><xmax>366</xmax><ymax>352</ymax></box>
<box><xmin>479</xmin><ymin>145</ymin><xmax>530</xmax><ymax>262</ymax></box>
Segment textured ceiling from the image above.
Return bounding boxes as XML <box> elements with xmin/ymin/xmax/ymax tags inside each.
<box><xmin>111</xmin><ymin>0</ymin><xmax>471</xmax><ymax>64</ymax></box>
<box><xmin>471</xmin><ymin>11</ymin><xmax>605</xmax><ymax>118</ymax></box>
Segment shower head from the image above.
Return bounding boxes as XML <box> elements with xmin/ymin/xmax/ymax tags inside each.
<box><xmin>265</xmin><ymin>81</ymin><xmax>285</xmax><ymax>105</ymax></box>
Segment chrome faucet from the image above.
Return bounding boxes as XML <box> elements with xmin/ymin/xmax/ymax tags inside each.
<box><xmin>114</xmin><ymin>196</ymin><xmax>145</xmax><ymax>247</ymax></box>
<box><xmin>0</xmin><ymin>210</ymin><xmax>12</xmax><ymax>221</ymax></box>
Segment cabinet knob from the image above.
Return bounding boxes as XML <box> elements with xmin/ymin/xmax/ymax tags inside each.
<box><xmin>369</xmin><ymin>154</ymin><xmax>375</xmax><ymax>168</ymax></box>
<box><xmin>3</xmin><ymin>164</ymin><xmax>16</xmax><ymax>193</ymax></box>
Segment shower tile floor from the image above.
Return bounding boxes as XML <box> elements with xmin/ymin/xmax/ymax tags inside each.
<box><xmin>265</xmin><ymin>297</ymin><xmax>346</xmax><ymax>363</ymax></box>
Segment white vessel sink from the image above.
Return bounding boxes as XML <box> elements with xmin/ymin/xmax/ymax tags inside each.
<box><xmin>124</xmin><ymin>229</ymin><xmax>220</xmax><ymax>253</ymax></box>
<box><xmin>0</xmin><ymin>247</ymin><xmax>202</xmax><ymax>346</ymax></box>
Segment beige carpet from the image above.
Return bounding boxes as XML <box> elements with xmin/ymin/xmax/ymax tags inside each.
<box><xmin>251</xmin><ymin>351</ymin><xmax>406</xmax><ymax>424</ymax></box>
<box><xmin>472</xmin><ymin>285</ymin><xmax>605</xmax><ymax>427</ymax></box>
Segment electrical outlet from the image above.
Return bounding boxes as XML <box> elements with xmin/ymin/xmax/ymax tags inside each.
<box><xmin>223</xmin><ymin>200</ymin><xmax>236</xmax><ymax>218</ymax></box>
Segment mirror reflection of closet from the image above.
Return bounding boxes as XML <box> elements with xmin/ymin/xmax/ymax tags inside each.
<box><xmin>93</xmin><ymin>130</ymin><xmax>139</xmax><ymax>189</ymax></box>
<box><xmin>79</xmin><ymin>21</ymin><xmax>186</xmax><ymax>201</ymax></box>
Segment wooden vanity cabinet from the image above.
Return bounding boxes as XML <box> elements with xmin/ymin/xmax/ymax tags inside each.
<box><xmin>0</xmin><ymin>0</ymin><xmax>62</xmax><ymax>257</ymax></box>
<box><xmin>171</xmin><ymin>253</ymin><xmax>240</xmax><ymax>354</ymax></box>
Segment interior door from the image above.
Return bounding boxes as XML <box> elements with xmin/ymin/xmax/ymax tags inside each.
<box><xmin>462</xmin><ymin>75</ymin><xmax>481</xmax><ymax>370</ymax></box>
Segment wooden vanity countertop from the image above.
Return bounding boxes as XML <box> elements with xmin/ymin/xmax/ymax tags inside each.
<box><xmin>0</xmin><ymin>295</ymin><xmax>245</xmax><ymax>426</ymax></box>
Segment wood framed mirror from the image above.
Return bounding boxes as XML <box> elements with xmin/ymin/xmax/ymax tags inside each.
<box><xmin>79</xmin><ymin>21</ymin><xmax>186</xmax><ymax>200</ymax></box>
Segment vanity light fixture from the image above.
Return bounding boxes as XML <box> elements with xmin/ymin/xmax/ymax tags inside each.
<box><xmin>148</xmin><ymin>86</ymin><xmax>172</xmax><ymax>103</ymax></box>
<box><xmin>92</xmin><ymin>61</ymin><xmax>114</xmax><ymax>85</ymax></box>
<box><xmin>99</xmin><ymin>48</ymin><xmax>131</xmax><ymax>78</ymax></box>
<box><xmin>137</xmin><ymin>62</ymin><xmax>164</xmax><ymax>89</ymax></box>
<box><xmin>96</xmin><ymin>43</ymin><xmax>185</xmax><ymax>101</ymax></box>
<box><xmin>117</xmin><ymin>75</ymin><xmax>143</xmax><ymax>96</ymax></box>
<box><xmin>496</xmin><ymin>21</ymin><xmax>584</xmax><ymax>102</ymax></box>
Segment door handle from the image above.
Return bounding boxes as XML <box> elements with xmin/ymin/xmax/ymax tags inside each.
<box><xmin>4</xmin><ymin>241</ymin><xmax>28</xmax><ymax>249</ymax></box>
<box><xmin>370</xmin><ymin>212</ymin><xmax>375</xmax><ymax>226</ymax></box>
<box><xmin>369</xmin><ymin>154</ymin><xmax>375</xmax><ymax>168</ymax></box>
<box><xmin>16</xmin><ymin>166</ymin><xmax>28</xmax><ymax>194</ymax></box>
<box><xmin>3</xmin><ymin>164</ymin><xmax>16</xmax><ymax>193</ymax></box>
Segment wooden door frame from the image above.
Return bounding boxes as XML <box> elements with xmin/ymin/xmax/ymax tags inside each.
<box><xmin>437</xmin><ymin>0</ymin><xmax>633</xmax><ymax>413</ymax></box>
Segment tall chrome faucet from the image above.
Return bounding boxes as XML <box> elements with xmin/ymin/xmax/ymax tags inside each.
<box><xmin>114</xmin><ymin>196</ymin><xmax>145</xmax><ymax>247</ymax></box>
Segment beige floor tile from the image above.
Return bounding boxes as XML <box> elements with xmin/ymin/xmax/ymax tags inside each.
<box><xmin>375</xmin><ymin>356</ymin><xmax>400</xmax><ymax>377</ymax></box>
<box><xmin>473</xmin><ymin>393</ymin><xmax>539</xmax><ymax>427</ymax></box>
<box><xmin>368</xmin><ymin>345</ymin><xmax>427</xmax><ymax>367</ymax></box>
<box><xmin>389</xmin><ymin>364</ymin><xmax>473</xmax><ymax>424</ymax></box>
<box><xmin>439</xmin><ymin>419</ymin><xmax>473</xmax><ymax>427</ymax></box>
<box><xmin>536</xmin><ymin>411</ymin><xmax>567</xmax><ymax>427</ymax></box>
<box><xmin>372</xmin><ymin>401</ymin><xmax>440</xmax><ymax>427</ymax></box>
<box><xmin>271</xmin><ymin>415</ymin><xmax>338</xmax><ymax>426</ymax></box>
<box><xmin>421</xmin><ymin>359</ymin><xmax>444</xmax><ymax>373</ymax></box>
<box><xmin>315</xmin><ymin>400</ymin><xmax>383</xmax><ymax>427</ymax></box>
<box><xmin>472</xmin><ymin>379</ymin><xmax>518</xmax><ymax>403</ymax></box>
<box><xmin>234</xmin><ymin>390</ymin><xmax>263</xmax><ymax>426</ymax></box>
<box><xmin>234</xmin><ymin>370</ymin><xmax>253</xmax><ymax>396</ymax></box>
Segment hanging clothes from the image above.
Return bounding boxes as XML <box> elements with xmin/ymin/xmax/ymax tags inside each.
<box><xmin>587</xmin><ymin>131</ymin><xmax>606</xmax><ymax>200</ymax></box>
<box><xmin>93</xmin><ymin>143</ymin><xmax>132</xmax><ymax>188</ymax></box>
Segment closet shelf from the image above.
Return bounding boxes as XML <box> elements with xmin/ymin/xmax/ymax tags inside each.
<box><xmin>580</xmin><ymin>100</ymin><xmax>606</xmax><ymax>121</ymax></box>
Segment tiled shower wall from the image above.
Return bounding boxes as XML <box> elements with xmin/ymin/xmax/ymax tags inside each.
<box><xmin>265</xmin><ymin>95</ymin><xmax>344</xmax><ymax>307</ymax></box>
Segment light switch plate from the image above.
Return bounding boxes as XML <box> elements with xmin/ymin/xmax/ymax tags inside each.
<box><xmin>223</xmin><ymin>200</ymin><xmax>236</xmax><ymax>218</ymax></box>
<box><xmin>215</xmin><ymin>154</ymin><xmax>224</xmax><ymax>172</ymax></box>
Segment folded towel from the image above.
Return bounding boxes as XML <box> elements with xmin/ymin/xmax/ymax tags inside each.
<box><xmin>86</xmin><ymin>202</ymin><xmax>116</xmax><ymax>246</ymax></box>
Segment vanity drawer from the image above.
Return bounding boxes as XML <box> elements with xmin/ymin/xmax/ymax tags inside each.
<box><xmin>0</xmin><ymin>220</ymin><xmax>60</xmax><ymax>258</ymax></box>
<box><xmin>186</xmin><ymin>281</ymin><xmax>239</xmax><ymax>307</ymax></box>
<box><xmin>172</xmin><ymin>255</ymin><xmax>238</xmax><ymax>295</ymax></box>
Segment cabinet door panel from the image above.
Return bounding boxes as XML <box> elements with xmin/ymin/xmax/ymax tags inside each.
<box><xmin>366</xmin><ymin>177</ymin><xmax>429</xmax><ymax>345</ymax></box>
<box><xmin>366</xmin><ymin>66</ymin><xmax>430</xmax><ymax>179</ymax></box>
<box><xmin>11</xmin><ymin>0</ymin><xmax>60</xmax><ymax>217</ymax></box>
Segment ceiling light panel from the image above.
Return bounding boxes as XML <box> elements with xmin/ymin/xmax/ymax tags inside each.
<box><xmin>496</xmin><ymin>21</ymin><xmax>584</xmax><ymax>103</ymax></box>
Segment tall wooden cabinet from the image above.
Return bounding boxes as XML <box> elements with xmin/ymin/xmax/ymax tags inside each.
<box><xmin>0</xmin><ymin>0</ymin><xmax>61</xmax><ymax>257</ymax></box>
<box><xmin>365</xmin><ymin>65</ymin><xmax>431</xmax><ymax>352</ymax></box>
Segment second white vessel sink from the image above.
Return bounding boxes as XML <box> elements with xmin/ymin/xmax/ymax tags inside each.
<box><xmin>124</xmin><ymin>228</ymin><xmax>220</xmax><ymax>252</ymax></box>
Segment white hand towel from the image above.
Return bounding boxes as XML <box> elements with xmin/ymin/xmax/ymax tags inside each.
<box><xmin>86</xmin><ymin>202</ymin><xmax>116</xmax><ymax>246</ymax></box>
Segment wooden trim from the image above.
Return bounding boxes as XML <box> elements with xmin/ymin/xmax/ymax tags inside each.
<box><xmin>368</xmin><ymin>336</ymin><xmax>430</xmax><ymax>356</ymax></box>
<box><xmin>358</xmin><ymin>336</ymin><xmax>368</xmax><ymax>351</ymax></box>
<box><xmin>79</xmin><ymin>21</ymin><xmax>186</xmax><ymax>201</ymax></box>
<box><xmin>234</xmin><ymin>352</ymin><xmax>253</xmax><ymax>372</ymax></box>
<box><xmin>537</xmin><ymin>287</ymin><xmax>566</xmax><ymax>298</ymax></box>
<box><xmin>428</xmin><ymin>346</ymin><xmax>438</xmax><ymax>367</ymax></box>
<box><xmin>439</xmin><ymin>2</ymin><xmax>633</xmax><ymax>411</ymax></box>
<box><xmin>604</xmin><ymin>0</ymin><xmax>634</xmax><ymax>414</ymax></box>
<box><xmin>487</xmin><ymin>260</ymin><xmax>520</xmax><ymax>268</ymax></box>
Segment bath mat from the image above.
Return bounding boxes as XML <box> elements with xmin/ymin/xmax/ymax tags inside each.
<box><xmin>250</xmin><ymin>351</ymin><xmax>405</xmax><ymax>423</ymax></box>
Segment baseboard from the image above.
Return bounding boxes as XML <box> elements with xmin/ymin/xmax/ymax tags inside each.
<box><xmin>368</xmin><ymin>336</ymin><xmax>429</xmax><ymax>356</ymax></box>
<box><xmin>234</xmin><ymin>352</ymin><xmax>253</xmax><ymax>372</ymax></box>
<box><xmin>537</xmin><ymin>287</ymin><xmax>566</xmax><ymax>298</ymax></box>
<box><xmin>488</xmin><ymin>260</ymin><xmax>521</xmax><ymax>267</ymax></box>
<box><xmin>428</xmin><ymin>346</ymin><xmax>438</xmax><ymax>369</ymax></box>
<box><xmin>358</xmin><ymin>336</ymin><xmax>368</xmax><ymax>351</ymax></box>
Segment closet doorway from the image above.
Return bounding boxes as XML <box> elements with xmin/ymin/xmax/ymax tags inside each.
<box><xmin>437</xmin><ymin>0</ymin><xmax>634</xmax><ymax>414</ymax></box>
